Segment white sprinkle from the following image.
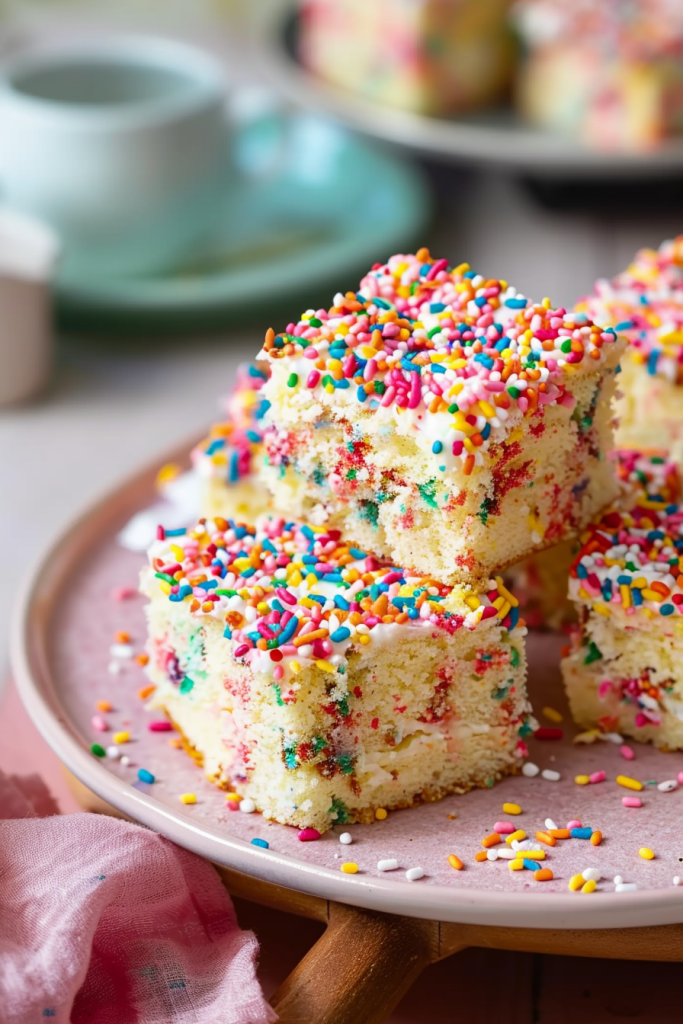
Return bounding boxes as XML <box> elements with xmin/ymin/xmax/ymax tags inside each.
<box><xmin>108</xmin><ymin>661</ymin><xmax>121</xmax><ymax>675</ymax></box>
<box><xmin>240</xmin><ymin>798</ymin><xmax>256</xmax><ymax>813</ymax></box>
<box><xmin>673</xmin><ymin>876</ymin><xmax>681</xmax><ymax>886</ymax></box>
<box><xmin>615</xmin><ymin>883</ymin><xmax>638</xmax><ymax>892</ymax></box>
<box><xmin>109</xmin><ymin>643</ymin><xmax>134</xmax><ymax>659</ymax></box>
<box><xmin>339</xmin><ymin>832</ymin><xmax>353</xmax><ymax>845</ymax></box>
<box><xmin>496</xmin><ymin>848</ymin><xmax>517</xmax><ymax>860</ymax></box>
<box><xmin>582</xmin><ymin>868</ymin><xmax>601</xmax><ymax>883</ymax></box>
<box><xmin>542</xmin><ymin>769</ymin><xmax>561</xmax><ymax>782</ymax></box>
<box><xmin>545</xmin><ymin>818</ymin><xmax>558</xmax><ymax>831</ymax></box>
<box><xmin>602</xmin><ymin>732</ymin><xmax>624</xmax><ymax>744</ymax></box>
<box><xmin>613</xmin><ymin>875</ymin><xmax>623</xmax><ymax>885</ymax></box>
<box><xmin>377</xmin><ymin>858</ymin><xmax>399</xmax><ymax>872</ymax></box>
<box><xmin>120</xmin><ymin>755</ymin><xmax>131</xmax><ymax>767</ymax></box>
<box><xmin>486</xmin><ymin>849</ymin><xmax>499</xmax><ymax>861</ymax></box>
<box><xmin>658</xmin><ymin>779</ymin><xmax>678</xmax><ymax>792</ymax></box>
<box><xmin>522</xmin><ymin>762</ymin><xmax>540</xmax><ymax>777</ymax></box>
<box><xmin>406</xmin><ymin>867</ymin><xmax>424</xmax><ymax>881</ymax></box>
<box><xmin>106</xmin><ymin>745</ymin><xmax>120</xmax><ymax>759</ymax></box>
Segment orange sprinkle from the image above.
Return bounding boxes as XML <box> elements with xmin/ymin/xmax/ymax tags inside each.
<box><xmin>96</xmin><ymin>700</ymin><xmax>112</xmax><ymax>713</ymax></box>
<box><xmin>534</xmin><ymin>869</ymin><xmax>553</xmax><ymax>882</ymax></box>
<box><xmin>447</xmin><ymin>854</ymin><xmax>464</xmax><ymax>871</ymax></box>
<box><xmin>293</xmin><ymin>628</ymin><xmax>329</xmax><ymax>647</ymax></box>
<box><xmin>135</xmin><ymin>653</ymin><xmax>149</xmax><ymax>666</ymax></box>
<box><xmin>115</xmin><ymin>631</ymin><xmax>130</xmax><ymax>643</ymax></box>
<box><xmin>138</xmin><ymin>684</ymin><xmax>156</xmax><ymax>700</ymax></box>
<box><xmin>475</xmin><ymin>850</ymin><xmax>488</xmax><ymax>862</ymax></box>
<box><xmin>549</xmin><ymin>828</ymin><xmax>571</xmax><ymax>839</ymax></box>
<box><xmin>481</xmin><ymin>832</ymin><xmax>502</xmax><ymax>849</ymax></box>
<box><xmin>535</xmin><ymin>831</ymin><xmax>557</xmax><ymax>847</ymax></box>
<box><xmin>590</xmin><ymin>830</ymin><xmax>603</xmax><ymax>847</ymax></box>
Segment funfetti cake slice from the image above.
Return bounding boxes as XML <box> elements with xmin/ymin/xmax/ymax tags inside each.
<box><xmin>142</xmin><ymin>515</ymin><xmax>533</xmax><ymax>832</ymax></box>
<box><xmin>258</xmin><ymin>252</ymin><xmax>626</xmax><ymax>587</ymax></box>
<box><xmin>578</xmin><ymin>236</ymin><xmax>683</xmax><ymax>466</ymax></box>
<box><xmin>562</xmin><ymin>501</ymin><xmax>683</xmax><ymax>749</ymax></box>
<box><xmin>506</xmin><ymin>447</ymin><xmax>683</xmax><ymax>630</ymax></box>
<box><xmin>191</xmin><ymin>362</ymin><xmax>271</xmax><ymax>521</ymax></box>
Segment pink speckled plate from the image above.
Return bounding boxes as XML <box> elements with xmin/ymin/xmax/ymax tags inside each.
<box><xmin>11</xmin><ymin>447</ymin><xmax>683</xmax><ymax>929</ymax></box>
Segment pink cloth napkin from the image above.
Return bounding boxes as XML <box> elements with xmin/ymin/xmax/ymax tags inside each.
<box><xmin>0</xmin><ymin>770</ymin><xmax>277</xmax><ymax>1024</ymax></box>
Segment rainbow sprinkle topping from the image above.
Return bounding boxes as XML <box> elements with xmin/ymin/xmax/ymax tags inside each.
<box><xmin>148</xmin><ymin>515</ymin><xmax>524</xmax><ymax>680</ymax></box>
<box><xmin>261</xmin><ymin>250</ymin><xmax>623</xmax><ymax>477</ymax></box>
<box><xmin>570</xmin><ymin>504</ymin><xmax>683</xmax><ymax>620</ymax></box>
<box><xmin>579</xmin><ymin>235</ymin><xmax>683</xmax><ymax>384</ymax></box>
<box><xmin>192</xmin><ymin>362</ymin><xmax>269</xmax><ymax>484</ymax></box>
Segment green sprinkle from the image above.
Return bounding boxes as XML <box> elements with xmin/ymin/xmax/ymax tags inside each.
<box><xmin>448</xmin><ymin>403</ymin><xmax>459</xmax><ymax>413</ymax></box>
<box><xmin>308</xmin><ymin>317</ymin><xmax>322</xmax><ymax>327</ymax></box>
<box><xmin>287</xmin><ymin>372</ymin><xmax>299</xmax><ymax>388</ymax></box>
<box><xmin>179</xmin><ymin>676</ymin><xmax>195</xmax><ymax>695</ymax></box>
<box><xmin>507</xmin><ymin>386</ymin><xmax>520</xmax><ymax>398</ymax></box>
<box><xmin>214</xmin><ymin>589</ymin><xmax>238</xmax><ymax>597</ymax></box>
<box><xmin>91</xmin><ymin>743</ymin><xmax>106</xmax><ymax>758</ymax></box>
<box><xmin>155</xmin><ymin>571</ymin><xmax>176</xmax><ymax>585</ymax></box>
<box><xmin>584</xmin><ymin>641</ymin><xmax>602</xmax><ymax>665</ymax></box>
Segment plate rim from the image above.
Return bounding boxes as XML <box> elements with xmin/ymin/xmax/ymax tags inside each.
<box><xmin>10</xmin><ymin>441</ymin><xmax>683</xmax><ymax>930</ymax></box>
<box><xmin>255</xmin><ymin>2</ymin><xmax>683</xmax><ymax>180</ymax></box>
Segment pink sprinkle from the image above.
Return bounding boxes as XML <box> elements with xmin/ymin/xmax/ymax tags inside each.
<box><xmin>297</xmin><ymin>828</ymin><xmax>321</xmax><ymax>842</ymax></box>
<box><xmin>622</xmin><ymin>796</ymin><xmax>643</xmax><ymax>808</ymax></box>
<box><xmin>620</xmin><ymin>745</ymin><xmax>636</xmax><ymax>761</ymax></box>
<box><xmin>234</xmin><ymin>644</ymin><xmax>250</xmax><ymax>658</ymax></box>
<box><xmin>426</xmin><ymin>257</ymin><xmax>449</xmax><ymax>281</ymax></box>
<box><xmin>306</xmin><ymin>370</ymin><xmax>320</xmax><ymax>389</ymax></box>
<box><xmin>566</xmin><ymin>820</ymin><xmax>582</xmax><ymax>829</ymax></box>
<box><xmin>275</xmin><ymin>588</ymin><xmax>297</xmax><ymax>606</ymax></box>
<box><xmin>156</xmin><ymin>525</ymin><xmax>165</xmax><ymax>541</ymax></box>
<box><xmin>226</xmin><ymin>800</ymin><xmax>241</xmax><ymax>811</ymax></box>
<box><xmin>111</xmin><ymin>586</ymin><xmax>136</xmax><ymax>601</ymax></box>
<box><xmin>677</xmin><ymin>771</ymin><xmax>683</xmax><ymax>785</ymax></box>
<box><xmin>494</xmin><ymin>821</ymin><xmax>515</xmax><ymax>834</ymax></box>
<box><xmin>148</xmin><ymin>721</ymin><xmax>173</xmax><ymax>732</ymax></box>
<box><xmin>589</xmin><ymin>771</ymin><xmax>606</xmax><ymax>784</ymax></box>
<box><xmin>91</xmin><ymin>715</ymin><xmax>108</xmax><ymax>732</ymax></box>
<box><xmin>273</xmin><ymin>664</ymin><xmax>284</xmax><ymax>681</ymax></box>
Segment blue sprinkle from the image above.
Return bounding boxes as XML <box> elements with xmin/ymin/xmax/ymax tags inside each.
<box><xmin>251</xmin><ymin>837</ymin><xmax>269</xmax><ymax>849</ymax></box>
<box><xmin>246</xmin><ymin>429</ymin><xmax>261</xmax><ymax>443</ymax></box>
<box><xmin>473</xmin><ymin>353</ymin><xmax>495</xmax><ymax>369</ymax></box>
<box><xmin>474</xmin><ymin>295</ymin><xmax>487</xmax><ymax>307</ymax></box>
<box><xmin>661</xmin><ymin>604</ymin><xmax>675</xmax><ymax>616</ymax></box>
<box><xmin>615</xmin><ymin>319</ymin><xmax>634</xmax><ymax>330</ymax></box>
<box><xmin>481</xmin><ymin>423</ymin><xmax>491</xmax><ymax>441</ymax></box>
<box><xmin>430</xmin><ymin>362</ymin><xmax>446</xmax><ymax>373</ymax></box>
<box><xmin>632</xmin><ymin>588</ymin><xmax>643</xmax><ymax>606</ymax></box>
<box><xmin>505</xmin><ymin>297</ymin><xmax>528</xmax><ymax>309</ymax></box>
<box><xmin>349</xmin><ymin>548</ymin><xmax>366</xmax><ymax>559</ymax></box>
<box><xmin>223</xmin><ymin>626</ymin><xmax>232</xmax><ymax>639</ymax></box>
<box><xmin>262</xmin><ymin>538</ymin><xmax>277</xmax><ymax>553</ymax></box>
<box><xmin>277</xmin><ymin>617</ymin><xmax>299</xmax><ymax>644</ymax></box>
<box><xmin>430</xmin><ymin>302</ymin><xmax>446</xmax><ymax>312</ymax></box>
<box><xmin>463</xmin><ymin>270</ymin><xmax>476</xmax><ymax>279</ymax></box>
<box><xmin>570</xmin><ymin>827</ymin><xmax>592</xmax><ymax>840</ymax></box>
<box><xmin>576</xmin><ymin>564</ymin><xmax>588</xmax><ymax>579</ymax></box>
<box><xmin>301</xmin><ymin>525</ymin><xmax>315</xmax><ymax>541</ymax></box>
<box><xmin>228</xmin><ymin>449</ymin><xmax>240</xmax><ymax>482</ymax></box>
<box><xmin>240</xmin><ymin>567</ymin><xmax>256</xmax><ymax>578</ymax></box>
<box><xmin>137</xmin><ymin>768</ymin><xmax>155</xmax><ymax>784</ymax></box>
<box><xmin>507</xmin><ymin>606</ymin><xmax>520</xmax><ymax>629</ymax></box>
<box><xmin>617</xmin><ymin>575</ymin><xmax>632</xmax><ymax>585</ymax></box>
<box><xmin>165</xmin><ymin>528</ymin><xmax>187</xmax><ymax>537</ymax></box>
<box><xmin>373</xmin><ymin>297</ymin><xmax>392</xmax><ymax>309</ymax></box>
<box><xmin>647</xmin><ymin>350</ymin><xmax>660</xmax><ymax>376</ymax></box>
<box><xmin>357</xmin><ymin>386</ymin><xmax>367</xmax><ymax>402</ymax></box>
<box><xmin>523</xmin><ymin>859</ymin><xmax>539</xmax><ymax>871</ymax></box>
<box><xmin>334</xmin><ymin>595</ymin><xmax>350</xmax><ymax>610</ymax></box>
<box><xmin>407</xmin><ymin>607</ymin><xmax>419</xmax><ymax>619</ymax></box>
<box><xmin>432</xmin><ymin>440</ymin><xmax>443</xmax><ymax>454</ymax></box>
<box><xmin>196</xmin><ymin>579</ymin><xmax>217</xmax><ymax>590</ymax></box>
<box><xmin>308</xmin><ymin>594</ymin><xmax>326</xmax><ymax>605</ymax></box>
<box><xmin>330</xmin><ymin>627</ymin><xmax>351</xmax><ymax>642</ymax></box>
<box><xmin>206</xmin><ymin>439</ymin><xmax>225</xmax><ymax>455</ymax></box>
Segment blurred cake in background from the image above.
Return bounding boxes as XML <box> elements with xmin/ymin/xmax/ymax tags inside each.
<box><xmin>514</xmin><ymin>0</ymin><xmax>683</xmax><ymax>151</ymax></box>
<box><xmin>578</xmin><ymin>236</ymin><xmax>683</xmax><ymax>464</ymax></box>
<box><xmin>191</xmin><ymin>362</ymin><xmax>271</xmax><ymax>521</ymax></box>
<box><xmin>300</xmin><ymin>0</ymin><xmax>514</xmax><ymax>116</ymax></box>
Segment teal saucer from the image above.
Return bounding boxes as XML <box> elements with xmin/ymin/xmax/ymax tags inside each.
<box><xmin>55</xmin><ymin>111</ymin><xmax>432</xmax><ymax>333</ymax></box>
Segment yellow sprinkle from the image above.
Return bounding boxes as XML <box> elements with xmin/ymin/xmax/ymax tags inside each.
<box><xmin>465</xmin><ymin>595</ymin><xmax>481</xmax><ymax>611</ymax></box>
<box><xmin>375</xmin><ymin>807</ymin><xmax>388</xmax><ymax>820</ymax></box>
<box><xmin>574</xmin><ymin>774</ymin><xmax>590</xmax><ymax>786</ymax></box>
<box><xmin>516</xmin><ymin>850</ymin><xmax>545</xmax><ymax>860</ymax></box>
<box><xmin>641</xmin><ymin>588</ymin><xmax>665</xmax><ymax>603</ymax></box>
<box><xmin>341</xmin><ymin>862</ymin><xmax>358</xmax><ymax>874</ymax></box>
<box><xmin>358</xmin><ymin>634</ymin><xmax>371</xmax><ymax>645</ymax></box>
<box><xmin>542</xmin><ymin>706</ymin><xmax>563</xmax><ymax>724</ymax></box>
<box><xmin>315</xmin><ymin>659</ymin><xmax>336</xmax><ymax>673</ymax></box>
<box><xmin>582</xmin><ymin>879</ymin><xmax>597</xmax><ymax>893</ymax></box>
<box><xmin>225</xmin><ymin>792</ymin><xmax>241</xmax><ymax>803</ymax></box>
<box><xmin>170</xmin><ymin>544</ymin><xmax>185</xmax><ymax>562</ymax></box>
<box><xmin>257</xmin><ymin>601</ymin><xmax>269</xmax><ymax>614</ymax></box>
<box><xmin>494</xmin><ymin>576</ymin><xmax>519</xmax><ymax>608</ymax></box>
<box><xmin>617</xmin><ymin>774</ymin><xmax>643</xmax><ymax>792</ymax></box>
<box><xmin>569</xmin><ymin>873</ymin><xmax>585</xmax><ymax>891</ymax></box>
<box><xmin>639</xmin><ymin>847</ymin><xmax>655</xmax><ymax>860</ymax></box>
<box><xmin>179</xmin><ymin>793</ymin><xmax>196</xmax><ymax>805</ymax></box>
<box><xmin>156</xmin><ymin>462</ymin><xmax>180</xmax><ymax>487</ymax></box>
<box><xmin>290</xmin><ymin>660</ymin><xmax>301</xmax><ymax>674</ymax></box>
<box><xmin>574</xmin><ymin>729</ymin><xmax>600</xmax><ymax>745</ymax></box>
<box><xmin>502</xmin><ymin>802</ymin><xmax>522</xmax><ymax>815</ymax></box>
<box><xmin>506</xmin><ymin>829</ymin><xmax>526</xmax><ymax>845</ymax></box>
<box><xmin>509</xmin><ymin>859</ymin><xmax>525</xmax><ymax>871</ymax></box>
<box><xmin>112</xmin><ymin>731</ymin><xmax>130</xmax><ymax>744</ymax></box>
<box><xmin>157</xmin><ymin>580</ymin><xmax>172</xmax><ymax>595</ymax></box>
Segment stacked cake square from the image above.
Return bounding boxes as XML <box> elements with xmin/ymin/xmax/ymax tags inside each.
<box><xmin>142</xmin><ymin>251</ymin><xmax>626</xmax><ymax>830</ymax></box>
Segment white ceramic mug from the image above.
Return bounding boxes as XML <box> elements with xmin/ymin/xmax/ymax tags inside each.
<box><xmin>0</xmin><ymin>37</ymin><xmax>228</xmax><ymax>276</ymax></box>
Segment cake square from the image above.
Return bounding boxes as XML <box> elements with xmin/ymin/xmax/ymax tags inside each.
<box><xmin>141</xmin><ymin>515</ymin><xmax>533</xmax><ymax>832</ymax></box>
<box><xmin>562</xmin><ymin>498</ymin><xmax>683</xmax><ymax>749</ymax></box>
<box><xmin>578</xmin><ymin>235</ymin><xmax>683</xmax><ymax>466</ymax></box>
<box><xmin>191</xmin><ymin>362</ymin><xmax>271</xmax><ymax>521</ymax></box>
<box><xmin>258</xmin><ymin>252</ymin><xmax>626</xmax><ymax>587</ymax></box>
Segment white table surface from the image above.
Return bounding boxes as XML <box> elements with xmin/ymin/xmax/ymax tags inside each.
<box><xmin>0</xmin><ymin>167</ymin><xmax>678</xmax><ymax>677</ymax></box>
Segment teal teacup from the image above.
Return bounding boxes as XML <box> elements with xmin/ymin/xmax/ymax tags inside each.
<box><xmin>0</xmin><ymin>37</ymin><xmax>227</xmax><ymax>276</ymax></box>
